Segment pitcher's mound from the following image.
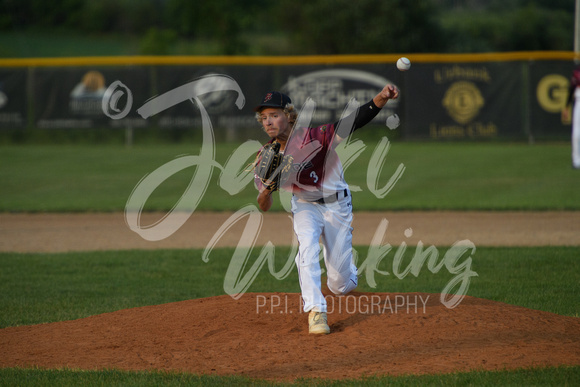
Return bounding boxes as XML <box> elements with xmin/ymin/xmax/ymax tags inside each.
<box><xmin>1</xmin><ymin>292</ymin><xmax>579</xmax><ymax>381</ymax></box>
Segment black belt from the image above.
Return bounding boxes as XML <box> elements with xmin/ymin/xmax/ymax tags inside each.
<box><xmin>314</xmin><ymin>189</ymin><xmax>349</xmax><ymax>204</ymax></box>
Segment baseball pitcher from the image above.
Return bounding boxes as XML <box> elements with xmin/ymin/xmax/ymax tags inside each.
<box><xmin>254</xmin><ymin>85</ymin><xmax>399</xmax><ymax>334</ymax></box>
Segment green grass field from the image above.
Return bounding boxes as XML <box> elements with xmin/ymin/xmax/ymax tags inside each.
<box><xmin>1</xmin><ymin>142</ymin><xmax>579</xmax><ymax>385</ymax></box>
<box><xmin>0</xmin><ymin>365</ymin><xmax>578</xmax><ymax>387</ymax></box>
<box><xmin>1</xmin><ymin>141</ymin><xmax>579</xmax><ymax>212</ymax></box>
<box><xmin>1</xmin><ymin>247</ymin><xmax>578</xmax><ymax>328</ymax></box>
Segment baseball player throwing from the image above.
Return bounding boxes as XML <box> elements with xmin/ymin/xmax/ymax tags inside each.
<box><xmin>254</xmin><ymin>85</ymin><xmax>399</xmax><ymax>334</ymax></box>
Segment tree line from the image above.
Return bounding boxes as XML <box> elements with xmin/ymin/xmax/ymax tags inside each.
<box><xmin>0</xmin><ymin>0</ymin><xmax>575</xmax><ymax>55</ymax></box>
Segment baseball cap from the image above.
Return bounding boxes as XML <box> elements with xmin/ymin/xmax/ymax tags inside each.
<box><xmin>254</xmin><ymin>91</ymin><xmax>292</xmax><ymax>112</ymax></box>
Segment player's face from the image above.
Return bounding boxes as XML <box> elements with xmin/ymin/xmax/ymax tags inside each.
<box><xmin>260</xmin><ymin>108</ymin><xmax>291</xmax><ymax>140</ymax></box>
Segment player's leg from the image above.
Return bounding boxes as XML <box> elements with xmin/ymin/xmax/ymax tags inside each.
<box><xmin>291</xmin><ymin>197</ymin><xmax>326</xmax><ymax>312</ymax></box>
<box><xmin>320</xmin><ymin>194</ymin><xmax>358</xmax><ymax>296</ymax></box>
<box><xmin>572</xmin><ymin>99</ymin><xmax>580</xmax><ymax>169</ymax></box>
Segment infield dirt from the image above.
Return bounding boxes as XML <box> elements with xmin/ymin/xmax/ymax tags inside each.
<box><xmin>1</xmin><ymin>211</ymin><xmax>579</xmax><ymax>252</ymax></box>
<box><xmin>1</xmin><ymin>211</ymin><xmax>579</xmax><ymax>381</ymax></box>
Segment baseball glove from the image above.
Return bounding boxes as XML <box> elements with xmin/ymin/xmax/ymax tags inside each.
<box><xmin>255</xmin><ymin>142</ymin><xmax>293</xmax><ymax>192</ymax></box>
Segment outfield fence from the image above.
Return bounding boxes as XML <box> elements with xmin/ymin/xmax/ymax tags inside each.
<box><xmin>0</xmin><ymin>52</ymin><xmax>576</xmax><ymax>142</ymax></box>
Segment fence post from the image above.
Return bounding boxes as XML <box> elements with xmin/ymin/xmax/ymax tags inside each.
<box><xmin>522</xmin><ymin>61</ymin><xmax>534</xmax><ymax>144</ymax></box>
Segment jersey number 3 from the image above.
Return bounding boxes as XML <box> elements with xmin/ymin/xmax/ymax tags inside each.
<box><xmin>310</xmin><ymin>171</ymin><xmax>319</xmax><ymax>183</ymax></box>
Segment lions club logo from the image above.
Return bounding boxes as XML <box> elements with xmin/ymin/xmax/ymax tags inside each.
<box><xmin>442</xmin><ymin>81</ymin><xmax>484</xmax><ymax>124</ymax></box>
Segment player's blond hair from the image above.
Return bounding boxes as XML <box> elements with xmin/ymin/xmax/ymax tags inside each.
<box><xmin>255</xmin><ymin>103</ymin><xmax>298</xmax><ymax>126</ymax></box>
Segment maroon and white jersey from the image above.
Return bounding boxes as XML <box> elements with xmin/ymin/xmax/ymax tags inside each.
<box><xmin>254</xmin><ymin>98</ymin><xmax>383</xmax><ymax>200</ymax></box>
<box><xmin>572</xmin><ymin>66</ymin><xmax>580</xmax><ymax>88</ymax></box>
<box><xmin>568</xmin><ymin>66</ymin><xmax>580</xmax><ymax>105</ymax></box>
<box><xmin>282</xmin><ymin>122</ymin><xmax>348</xmax><ymax>201</ymax></box>
<box><xmin>254</xmin><ymin>122</ymin><xmax>348</xmax><ymax>201</ymax></box>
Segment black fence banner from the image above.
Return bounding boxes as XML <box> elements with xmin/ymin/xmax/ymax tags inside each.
<box><xmin>154</xmin><ymin>65</ymin><xmax>274</xmax><ymax>140</ymax></box>
<box><xmin>0</xmin><ymin>53</ymin><xmax>576</xmax><ymax>141</ymax></box>
<box><xmin>406</xmin><ymin>62</ymin><xmax>524</xmax><ymax>139</ymax></box>
<box><xmin>276</xmin><ymin>64</ymin><xmax>403</xmax><ymax>127</ymax></box>
<box><xmin>152</xmin><ymin>64</ymin><xmax>407</xmax><ymax>140</ymax></box>
<box><xmin>530</xmin><ymin>61</ymin><xmax>576</xmax><ymax>139</ymax></box>
<box><xmin>34</xmin><ymin>67</ymin><xmax>150</xmax><ymax>129</ymax></box>
<box><xmin>0</xmin><ymin>69</ymin><xmax>27</xmax><ymax>129</ymax></box>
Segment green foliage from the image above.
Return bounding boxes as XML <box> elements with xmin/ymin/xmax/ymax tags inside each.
<box><xmin>74</xmin><ymin>0</ymin><xmax>165</xmax><ymax>35</ymax></box>
<box><xmin>440</xmin><ymin>4</ymin><xmax>574</xmax><ymax>52</ymax></box>
<box><xmin>139</xmin><ymin>27</ymin><xmax>178</xmax><ymax>55</ymax></box>
<box><xmin>0</xmin><ymin>0</ymin><xmax>85</xmax><ymax>30</ymax></box>
<box><xmin>280</xmin><ymin>0</ymin><xmax>446</xmax><ymax>54</ymax></box>
<box><xmin>161</xmin><ymin>0</ymin><xmax>253</xmax><ymax>54</ymax></box>
<box><xmin>0</xmin><ymin>0</ymin><xmax>575</xmax><ymax>55</ymax></box>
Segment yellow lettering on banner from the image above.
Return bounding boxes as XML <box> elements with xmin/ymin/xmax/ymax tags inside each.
<box><xmin>430</xmin><ymin>122</ymin><xmax>498</xmax><ymax>139</ymax></box>
<box><xmin>473</xmin><ymin>122</ymin><xmax>498</xmax><ymax>137</ymax></box>
<box><xmin>434</xmin><ymin>65</ymin><xmax>492</xmax><ymax>84</ymax></box>
<box><xmin>536</xmin><ymin>74</ymin><xmax>569</xmax><ymax>113</ymax></box>
<box><xmin>429</xmin><ymin>124</ymin><xmax>465</xmax><ymax>139</ymax></box>
<box><xmin>429</xmin><ymin>124</ymin><xmax>437</xmax><ymax>138</ymax></box>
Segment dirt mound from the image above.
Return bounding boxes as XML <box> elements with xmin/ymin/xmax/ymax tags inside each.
<box><xmin>1</xmin><ymin>292</ymin><xmax>579</xmax><ymax>381</ymax></box>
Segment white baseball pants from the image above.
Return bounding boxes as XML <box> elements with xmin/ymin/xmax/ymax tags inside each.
<box><xmin>291</xmin><ymin>191</ymin><xmax>358</xmax><ymax>313</ymax></box>
<box><xmin>573</xmin><ymin>88</ymin><xmax>580</xmax><ymax>169</ymax></box>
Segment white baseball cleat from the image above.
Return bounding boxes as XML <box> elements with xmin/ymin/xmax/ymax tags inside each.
<box><xmin>308</xmin><ymin>311</ymin><xmax>330</xmax><ymax>334</ymax></box>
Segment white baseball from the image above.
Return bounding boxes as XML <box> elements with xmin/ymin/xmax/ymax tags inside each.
<box><xmin>397</xmin><ymin>57</ymin><xmax>411</xmax><ymax>71</ymax></box>
<box><xmin>386</xmin><ymin>114</ymin><xmax>400</xmax><ymax>130</ymax></box>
